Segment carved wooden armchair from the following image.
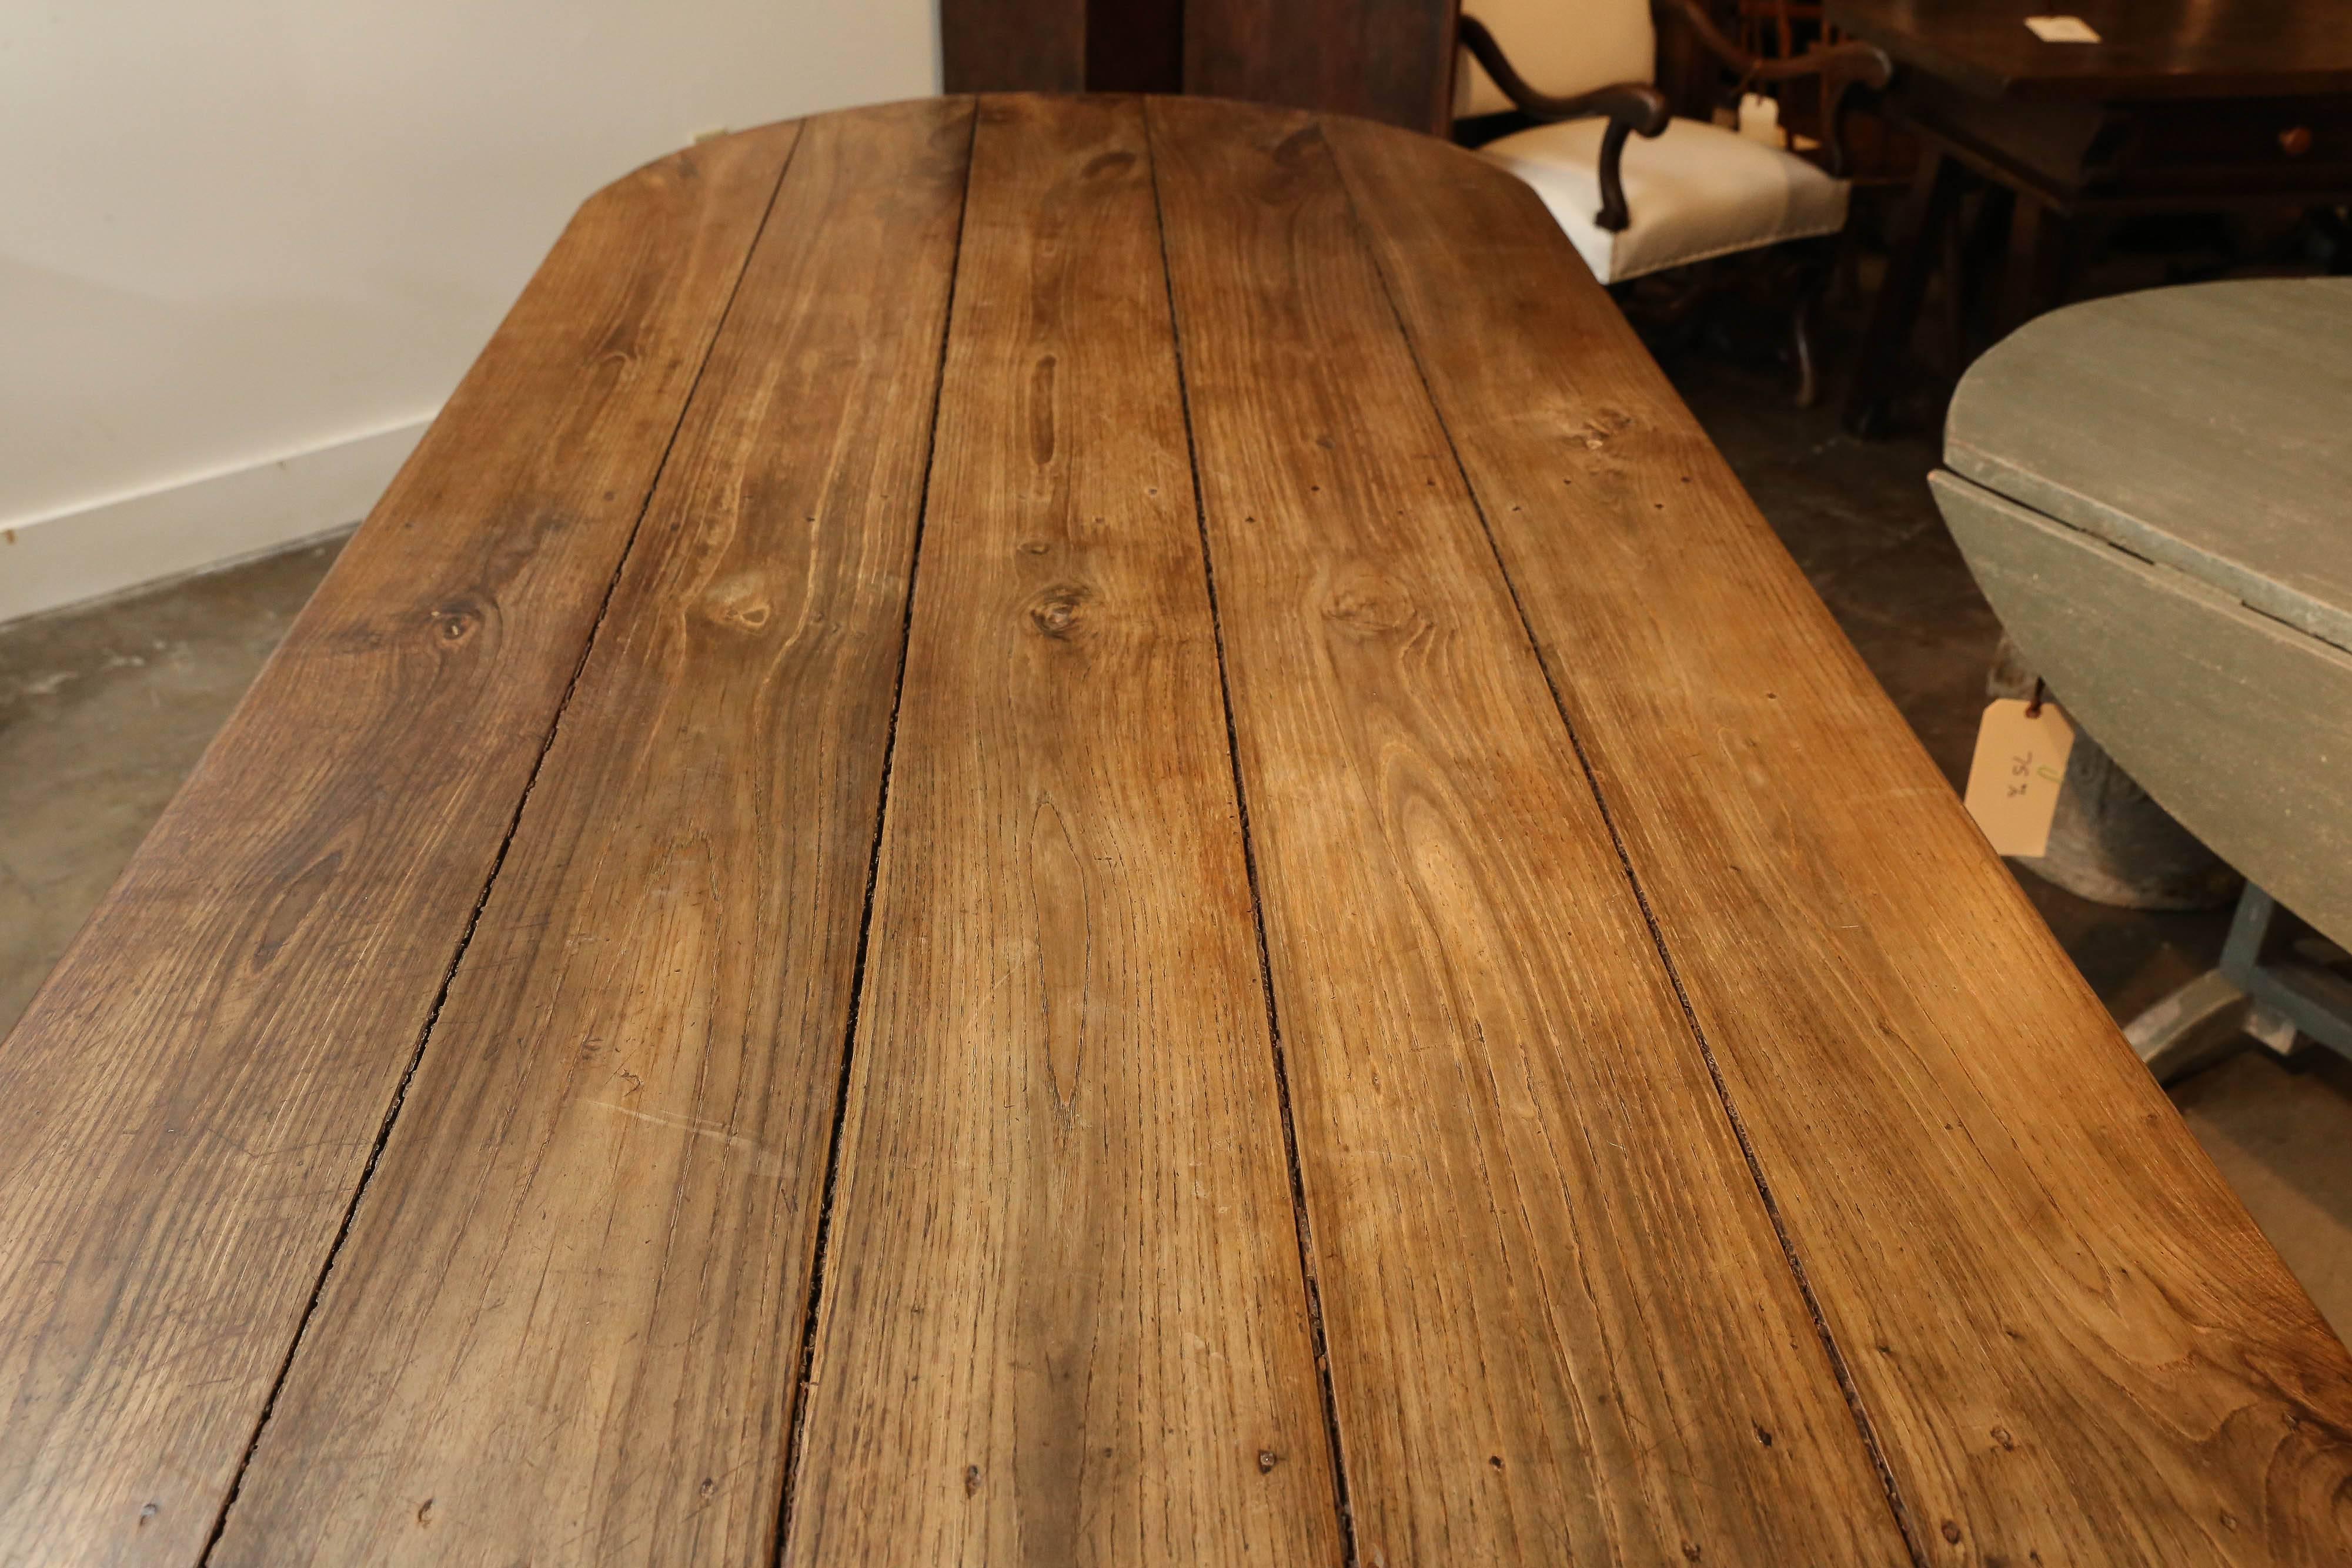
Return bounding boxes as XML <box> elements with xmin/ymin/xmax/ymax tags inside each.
<box><xmin>1456</xmin><ymin>0</ymin><xmax>1890</xmax><ymax>402</ymax></box>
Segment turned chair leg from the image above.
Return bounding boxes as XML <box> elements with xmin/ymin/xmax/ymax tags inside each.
<box><xmin>1791</xmin><ymin>291</ymin><xmax>1819</xmax><ymax>408</ymax></box>
<box><xmin>1789</xmin><ymin>236</ymin><xmax>1839</xmax><ymax>409</ymax></box>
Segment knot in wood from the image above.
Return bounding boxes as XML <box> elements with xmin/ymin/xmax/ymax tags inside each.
<box><xmin>428</xmin><ymin>600</ymin><xmax>483</xmax><ymax>643</ymax></box>
<box><xmin>1027</xmin><ymin>583</ymin><xmax>1091</xmax><ymax>639</ymax></box>
<box><xmin>1321</xmin><ymin>565</ymin><xmax>1415</xmax><ymax>636</ymax></box>
<box><xmin>1273</xmin><ymin>125</ymin><xmax>1324</xmax><ymax>166</ymax></box>
<box><xmin>1572</xmin><ymin>407</ymin><xmax>1636</xmax><ymax>451</ymax></box>
<box><xmin>704</xmin><ymin>572</ymin><xmax>775</xmax><ymax>630</ymax></box>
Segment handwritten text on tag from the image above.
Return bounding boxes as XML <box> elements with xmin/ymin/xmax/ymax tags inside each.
<box><xmin>1964</xmin><ymin>698</ymin><xmax>2074</xmax><ymax>858</ymax></box>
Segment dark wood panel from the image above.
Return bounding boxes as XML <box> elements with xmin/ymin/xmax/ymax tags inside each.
<box><xmin>943</xmin><ymin>1</ymin><xmax>1184</xmax><ymax>95</ymax></box>
<box><xmin>1090</xmin><ymin>0</ymin><xmax>1185</xmax><ymax>92</ymax></box>
<box><xmin>0</xmin><ymin>122</ymin><xmax>800</xmax><ymax>1565</ymax></box>
<box><xmin>944</xmin><ymin>0</ymin><xmax>1087</xmax><ymax>92</ymax></box>
<box><xmin>1185</xmin><ymin>0</ymin><xmax>1458</xmax><ymax>132</ymax></box>
<box><xmin>1327</xmin><ymin>110</ymin><xmax>2352</xmax><ymax>1566</ymax></box>
<box><xmin>781</xmin><ymin>95</ymin><xmax>1342</xmax><ymax>1565</ymax></box>
<box><xmin>1148</xmin><ymin>96</ymin><xmax>1910</xmax><ymax>1566</ymax></box>
<box><xmin>209</xmin><ymin>99</ymin><xmax>975</xmax><ymax>1564</ymax></box>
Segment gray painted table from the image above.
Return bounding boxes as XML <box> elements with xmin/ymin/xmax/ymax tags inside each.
<box><xmin>1933</xmin><ymin>277</ymin><xmax>2352</xmax><ymax>1079</ymax></box>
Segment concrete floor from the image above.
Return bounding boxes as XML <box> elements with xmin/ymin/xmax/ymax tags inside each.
<box><xmin>1</xmin><ymin>361</ymin><xmax>2346</xmax><ymax>1343</ymax></box>
<box><xmin>0</xmin><ymin>537</ymin><xmax>346</xmax><ymax>1030</ymax></box>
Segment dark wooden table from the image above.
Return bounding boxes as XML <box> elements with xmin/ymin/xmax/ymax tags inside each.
<box><xmin>1832</xmin><ymin>0</ymin><xmax>2352</xmax><ymax>434</ymax></box>
<box><xmin>1</xmin><ymin>95</ymin><xmax>2347</xmax><ymax>1565</ymax></box>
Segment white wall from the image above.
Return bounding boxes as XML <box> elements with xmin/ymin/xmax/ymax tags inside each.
<box><xmin>0</xmin><ymin>0</ymin><xmax>940</xmax><ymax>621</ymax></box>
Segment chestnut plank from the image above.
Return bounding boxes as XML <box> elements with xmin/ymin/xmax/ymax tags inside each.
<box><xmin>0</xmin><ymin>122</ymin><xmax>799</xmax><ymax>1564</ymax></box>
<box><xmin>781</xmin><ymin>95</ymin><xmax>1343</xmax><ymax>1567</ymax></box>
<box><xmin>1147</xmin><ymin>96</ymin><xmax>1909</xmax><ymax>1566</ymax></box>
<box><xmin>1325</xmin><ymin>113</ymin><xmax>2352</xmax><ymax>1566</ymax></box>
<box><xmin>209</xmin><ymin>100</ymin><xmax>975</xmax><ymax>1565</ymax></box>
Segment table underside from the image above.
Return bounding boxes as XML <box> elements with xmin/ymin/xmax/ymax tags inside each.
<box><xmin>1</xmin><ymin>95</ymin><xmax>2346</xmax><ymax>1566</ymax></box>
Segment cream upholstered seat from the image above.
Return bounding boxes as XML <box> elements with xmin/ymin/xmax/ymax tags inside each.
<box><xmin>1484</xmin><ymin>117</ymin><xmax>1848</xmax><ymax>283</ymax></box>
<box><xmin>1456</xmin><ymin>0</ymin><xmax>1865</xmax><ymax>286</ymax></box>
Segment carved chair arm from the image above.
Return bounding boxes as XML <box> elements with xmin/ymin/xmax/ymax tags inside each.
<box><xmin>1456</xmin><ymin>14</ymin><xmax>1669</xmax><ymax>232</ymax></box>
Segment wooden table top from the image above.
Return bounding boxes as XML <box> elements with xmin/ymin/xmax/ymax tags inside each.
<box><xmin>1</xmin><ymin>95</ymin><xmax>2346</xmax><ymax>1566</ymax></box>
<box><xmin>1826</xmin><ymin>0</ymin><xmax>2352</xmax><ymax>101</ymax></box>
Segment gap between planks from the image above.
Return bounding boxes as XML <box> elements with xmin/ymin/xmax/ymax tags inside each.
<box><xmin>193</xmin><ymin>126</ymin><xmax>811</xmax><ymax>1567</ymax></box>
<box><xmin>766</xmin><ymin>100</ymin><xmax>983</xmax><ymax>1568</ymax></box>
<box><xmin>1317</xmin><ymin>112</ymin><xmax>1935</xmax><ymax>1568</ymax></box>
<box><xmin>194</xmin><ymin>96</ymin><xmax>1927</xmax><ymax>1566</ymax></box>
<box><xmin>1140</xmin><ymin>98</ymin><xmax>1364</xmax><ymax>1568</ymax></box>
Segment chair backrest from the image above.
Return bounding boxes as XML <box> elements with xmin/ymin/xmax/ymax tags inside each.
<box><xmin>1456</xmin><ymin>0</ymin><xmax>1658</xmax><ymax>118</ymax></box>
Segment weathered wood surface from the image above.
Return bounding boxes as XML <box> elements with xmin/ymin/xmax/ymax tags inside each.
<box><xmin>1150</xmin><ymin>96</ymin><xmax>1908</xmax><ymax>1567</ymax></box>
<box><xmin>204</xmin><ymin>99</ymin><xmax>976</xmax><ymax>1564</ymax></box>
<box><xmin>0</xmin><ymin>121</ymin><xmax>800</xmax><ymax>1564</ymax></box>
<box><xmin>1946</xmin><ymin>278</ymin><xmax>2352</xmax><ymax>656</ymax></box>
<box><xmin>2</xmin><ymin>93</ymin><xmax>2347</xmax><ymax>1567</ymax></box>
<box><xmin>781</xmin><ymin>96</ymin><xmax>1341</xmax><ymax>1565</ymax></box>
<box><xmin>1937</xmin><ymin>472</ymin><xmax>2352</xmax><ymax>954</ymax></box>
<box><xmin>1326</xmin><ymin>113</ymin><xmax>2352</xmax><ymax>1566</ymax></box>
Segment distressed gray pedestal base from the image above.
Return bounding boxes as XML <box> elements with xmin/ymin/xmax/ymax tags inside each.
<box><xmin>2127</xmin><ymin>884</ymin><xmax>2352</xmax><ymax>1085</ymax></box>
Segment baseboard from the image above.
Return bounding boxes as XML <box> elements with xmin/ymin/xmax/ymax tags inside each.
<box><xmin>0</xmin><ymin>416</ymin><xmax>435</xmax><ymax>627</ymax></box>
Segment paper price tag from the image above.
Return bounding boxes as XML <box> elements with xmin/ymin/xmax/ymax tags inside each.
<box><xmin>1964</xmin><ymin>698</ymin><xmax>2074</xmax><ymax>858</ymax></box>
<box><xmin>2024</xmin><ymin>15</ymin><xmax>2101</xmax><ymax>42</ymax></box>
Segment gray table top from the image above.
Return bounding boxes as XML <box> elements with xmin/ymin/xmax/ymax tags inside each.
<box><xmin>1946</xmin><ymin>277</ymin><xmax>2352</xmax><ymax>655</ymax></box>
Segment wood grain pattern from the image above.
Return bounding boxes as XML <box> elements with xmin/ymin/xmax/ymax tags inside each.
<box><xmin>0</xmin><ymin>122</ymin><xmax>798</xmax><ymax>1566</ymax></box>
<box><xmin>12</xmin><ymin>91</ymin><xmax>2348</xmax><ymax>1566</ymax></box>
<box><xmin>1147</xmin><ymin>96</ymin><xmax>1910</xmax><ymax>1567</ymax></box>
<box><xmin>208</xmin><ymin>99</ymin><xmax>975</xmax><ymax>1566</ymax></box>
<box><xmin>781</xmin><ymin>95</ymin><xmax>1342</xmax><ymax>1567</ymax></box>
<box><xmin>1326</xmin><ymin>112</ymin><xmax>2352</xmax><ymax>1566</ymax></box>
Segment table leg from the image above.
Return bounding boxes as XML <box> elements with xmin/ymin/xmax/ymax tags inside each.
<box><xmin>2125</xmin><ymin>883</ymin><xmax>2352</xmax><ymax>1084</ymax></box>
<box><xmin>1842</xmin><ymin>147</ymin><xmax>1967</xmax><ymax>437</ymax></box>
<box><xmin>1953</xmin><ymin>184</ymin><xmax>2015</xmax><ymax>364</ymax></box>
<box><xmin>2126</xmin><ymin>968</ymin><xmax>2256</xmax><ymax>1085</ymax></box>
<box><xmin>1997</xmin><ymin>195</ymin><xmax>2076</xmax><ymax>340</ymax></box>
